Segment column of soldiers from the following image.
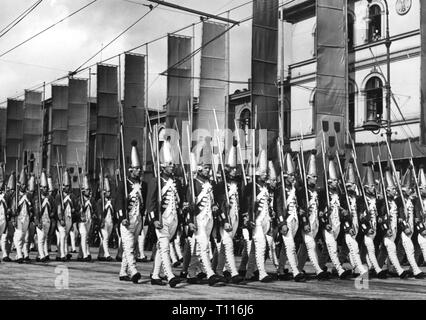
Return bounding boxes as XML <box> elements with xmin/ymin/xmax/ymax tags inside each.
<box><xmin>0</xmin><ymin>134</ymin><xmax>426</xmax><ymax>286</ymax></box>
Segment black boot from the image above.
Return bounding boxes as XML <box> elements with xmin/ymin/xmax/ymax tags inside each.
<box><xmin>377</xmin><ymin>270</ymin><xmax>388</xmax><ymax>279</ymax></box>
<box><xmin>131</xmin><ymin>272</ymin><xmax>142</xmax><ymax>284</ymax></box>
<box><xmin>339</xmin><ymin>269</ymin><xmax>352</xmax><ymax>280</ymax></box>
<box><xmin>119</xmin><ymin>275</ymin><xmax>132</xmax><ymax>281</ymax></box>
<box><xmin>208</xmin><ymin>274</ymin><xmax>226</xmax><ymax>286</ymax></box>
<box><xmin>169</xmin><ymin>277</ymin><xmax>182</xmax><ymax>288</ymax></box>
<box><xmin>294</xmin><ymin>273</ymin><xmax>306</xmax><ymax>282</ymax></box>
<box><xmin>230</xmin><ymin>275</ymin><xmax>245</xmax><ymax>284</ymax></box>
<box><xmin>260</xmin><ymin>275</ymin><xmax>273</xmax><ymax>283</ymax></box>
<box><xmin>151</xmin><ymin>278</ymin><xmax>166</xmax><ymax>286</ymax></box>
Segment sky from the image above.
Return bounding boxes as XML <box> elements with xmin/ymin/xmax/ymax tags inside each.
<box><xmin>0</xmin><ymin>0</ymin><xmax>253</xmax><ymax>108</ymax></box>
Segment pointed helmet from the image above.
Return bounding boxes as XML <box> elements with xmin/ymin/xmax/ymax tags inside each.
<box><xmin>401</xmin><ymin>166</ymin><xmax>414</xmax><ymax>191</ymax></box>
<box><xmin>385</xmin><ymin>167</ymin><xmax>396</xmax><ymax>190</ymax></box>
<box><xmin>190</xmin><ymin>152</ymin><xmax>198</xmax><ymax>173</ymax></box>
<box><xmin>159</xmin><ymin>138</ymin><xmax>174</xmax><ymax>166</ymax></box>
<box><xmin>328</xmin><ymin>155</ymin><xmax>338</xmax><ymax>181</ymax></box>
<box><xmin>345</xmin><ymin>158</ymin><xmax>357</xmax><ymax>185</ymax></box>
<box><xmin>363</xmin><ymin>162</ymin><xmax>375</xmax><ymax>187</ymax></box>
<box><xmin>6</xmin><ymin>172</ymin><xmax>16</xmax><ymax>191</ymax></box>
<box><xmin>82</xmin><ymin>174</ymin><xmax>90</xmax><ymax>191</ymax></box>
<box><xmin>63</xmin><ymin>169</ymin><xmax>71</xmax><ymax>187</ymax></box>
<box><xmin>130</xmin><ymin>140</ymin><xmax>141</xmax><ymax>168</ymax></box>
<box><xmin>226</xmin><ymin>140</ymin><xmax>238</xmax><ymax>169</ymax></box>
<box><xmin>28</xmin><ymin>174</ymin><xmax>35</xmax><ymax>192</ymax></box>
<box><xmin>284</xmin><ymin>152</ymin><xmax>295</xmax><ymax>176</ymax></box>
<box><xmin>40</xmin><ymin>170</ymin><xmax>48</xmax><ymax>188</ymax></box>
<box><xmin>256</xmin><ymin>148</ymin><xmax>268</xmax><ymax>176</ymax></box>
<box><xmin>268</xmin><ymin>160</ymin><xmax>277</xmax><ymax>181</ymax></box>
<box><xmin>198</xmin><ymin>141</ymin><xmax>212</xmax><ymax>166</ymax></box>
<box><xmin>47</xmin><ymin>175</ymin><xmax>54</xmax><ymax>192</ymax></box>
<box><xmin>103</xmin><ymin>175</ymin><xmax>111</xmax><ymax>193</ymax></box>
<box><xmin>306</xmin><ymin>149</ymin><xmax>317</xmax><ymax>178</ymax></box>
<box><xmin>19</xmin><ymin>167</ymin><xmax>27</xmax><ymax>186</ymax></box>
<box><xmin>419</xmin><ymin>164</ymin><xmax>426</xmax><ymax>189</ymax></box>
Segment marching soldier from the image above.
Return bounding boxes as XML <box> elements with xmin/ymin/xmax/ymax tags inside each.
<box><xmin>35</xmin><ymin>170</ymin><xmax>55</xmax><ymax>262</ymax></box>
<box><xmin>56</xmin><ymin>169</ymin><xmax>79</xmax><ymax>262</ymax></box>
<box><xmin>146</xmin><ymin>138</ymin><xmax>182</xmax><ymax>288</ymax></box>
<box><xmin>46</xmin><ymin>174</ymin><xmax>58</xmax><ymax>254</ymax></box>
<box><xmin>317</xmin><ymin>156</ymin><xmax>352</xmax><ymax>279</ymax></box>
<box><xmin>116</xmin><ymin>140</ymin><xmax>144</xmax><ymax>283</ymax></box>
<box><xmin>376</xmin><ymin>167</ymin><xmax>409</xmax><ymax>278</ymax></box>
<box><xmin>1</xmin><ymin>172</ymin><xmax>15</xmax><ymax>262</ymax></box>
<box><xmin>77</xmin><ymin>174</ymin><xmax>96</xmax><ymax>262</ymax></box>
<box><xmin>415</xmin><ymin>165</ymin><xmax>426</xmax><ymax>263</ymax></box>
<box><xmin>276</xmin><ymin>152</ymin><xmax>306</xmax><ymax>282</ymax></box>
<box><xmin>12</xmin><ymin>168</ymin><xmax>35</xmax><ymax>263</ymax></box>
<box><xmin>397</xmin><ymin>167</ymin><xmax>425</xmax><ymax>278</ymax></box>
<box><xmin>357</xmin><ymin>162</ymin><xmax>387</xmax><ymax>278</ymax></box>
<box><xmin>97</xmin><ymin>175</ymin><xmax>115</xmax><ymax>262</ymax></box>
<box><xmin>213</xmin><ymin>141</ymin><xmax>245</xmax><ymax>284</ymax></box>
<box><xmin>296</xmin><ymin>150</ymin><xmax>330</xmax><ymax>280</ymax></box>
<box><xmin>0</xmin><ymin>164</ymin><xmax>10</xmax><ymax>263</ymax></box>
<box><xmin>243</xmin><ymin>148</ymin><xmax>274</xmax><ymax>283</ymax></box>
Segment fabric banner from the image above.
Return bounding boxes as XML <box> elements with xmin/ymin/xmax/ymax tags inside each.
<box><xmin>23</xmin><ymin>90</ymin><xmax>43</xmax><ymax>169</ymax></box>
<box><xmin>316</xmin><ymin>0</ymin><xmax>348</xmax><ymax>154</ymax></box>
<box><xmin>252</xmin><ymin>0</ymin><xmax>279</xmax><ymax>155</ymax></box>
<box><xmin>421</xmin><ymin>1</ymin><xmax>426</xmax><ymax>145</ymax></box>
<box><xmin>96</xmin><ymin>64</ymin><xmax>119</xmax><ymax>176</ymax></box>
<box><xmin>5</xmin><ymin>99</ymin><xmax>24</xmax><ymax>172</ymax></box>
<box><xmin>197</xmin><ymin>21</ymin><xmax>228</xmax><ymax>133</ymax></box>
<box><xmin>167</xmin><ymin>34</ymin><xmax>192</xmax><ymax>133</ymax></box>
<box><xmin>124</xmin><ymin>53</ymin><xmax>145</xmax><ymax>168</ymax></box>
<box><xmin>66</xmin><ymin>78</ymin><xmax>88</xmax><ymax>188</ymax></box>
<box><xmin>50</xmin><ymin>85</ymin><xmax>68</xmax><ymax>182</ymax></box>
<box><xmin>0</xmin><ymin>108</ymin><xmax>6</xmax><ymax>164</ymax></box>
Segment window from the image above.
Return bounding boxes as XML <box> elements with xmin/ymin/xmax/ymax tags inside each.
<box><xmin>365</xmin><ymin>77</ymin><xmax>383</xmax><ymax>122</ymax></box>
<box><xmin>239</xmin><ymin>108</ymin><xmax>251</xmax><ymax>146</ymax></box>
<box><xmin>368</xmin><ymin>4</ymin><xmax>382</xmax><ymax>42</ymax></box>
<box><xmin>348</xmin><ymin>82</ymin><xmax>355</xmax><ymax>133</ymax></box>
<box><xmin>348</xmin><ymin>13</ymin><xmax>354</xmax><ymax>49</ymax></box>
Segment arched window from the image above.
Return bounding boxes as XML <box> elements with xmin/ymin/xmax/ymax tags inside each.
<box><xmin>365</xmin><ymin>77</ymin><xmax>383</xmax><ymax>122</ymax></box>
<box><xmin>348</xmin><ymin>13</ymin><xmax>355</xmax><ymax>49</ymax></box>
<box><xmin>368</xmin><ymin>4</ymin><xmax>382</xmax><ymax>42</ymax></box>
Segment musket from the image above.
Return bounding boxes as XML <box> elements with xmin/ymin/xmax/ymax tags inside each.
<box><xmin>99</xmin><ymin>155</ymin><xmax>105</xmax><ymax>213</ymax></box>
<box><xmin>75</xmin><ymin>149</ymin><xmax>85</xmax><ymax>211</ymax></box>
<box><xmin>335</xmin><ymin>150</ymin><xmax>351</xmax><ymax>209</ymax></box>
<box><xmin>209</xmin><ymin>142</ymin><xmax>218</xmax><ymax>184</ymax></box>
<box><xmin>377</xmin><ymin>154</ymin><xmax>391</xmax><ymax>221</ymax></box>
<box><xmin>173</xmin><ymin>118</ymin><xmax>187</xmax><ymax>186</ymax></box>
<box><xmin>119</xmin><ymin>123</ymin><xmax>130</xmax><ymax>222</ymax></box>
<box><xmin>320</xmin><ymin>134</ymin><xmax>330</xmax><ymax>209</ymax></box>
<box><xmin>36</xmin><ymin>163</ymin><xmax>42</xmax><ymax>231</ymax></box>
<box><xmin>234</xmin><ymin>119</ymin><xmax>247</xmax><ymax>186</ymax></box>
<box><xmin>213</xmin><ymin>109</ymin><xmax>231</xmax><ymax>228</ymax></box>
<box><xmin>145</xmin><ymin>112</ymin><xmax>157</xmax><ymax>178</ymax></box>
<box><xmin>408</xmin><ymin>139</ymin><xmax>424</xmax><ymax>213</ymax></box>
<box><xmin>299</xmin><ymin>127</ymin><xmax>309</xmax><ymax>210</ymax></box>
<box><xmin>154</xmin><ymin>124</ymin><xmax>162</xmax><ymax>225</ymax></box>
<box><xmin>384</xmin><ymin>138</ymin><xmax>408</xmax><ymax>217</ymax></box>
<box><xmin>277</xmin><ymin>138</ymin><xmax>288</xmax><ymax>212</ymax></box>
<box><xmin>55</xmin><ymin>147</ymin><xmax>64</xmax><ymax>212</ymax></box>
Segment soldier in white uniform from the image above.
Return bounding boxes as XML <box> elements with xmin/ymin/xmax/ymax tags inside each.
<box><xmin>396</xmin><ymin>167</ymin><xmax>425</xmax><ymax>279</ymax></box>
<box><xmin>35</xmin><ymin>170</ymin><xmax>55</xmax><ymax>262</ymax></box>
<box><xmin>77</xmin><ymin>175</ymin><xmax>96</xmax><ymax>262</ymax></box>
<box><xmin>12</xmin><ymin>168</ymin><xmax>34</xmax><ymax>263</ymax></box>
<box><xmin>116</xmin><ymin>141</ymin><xmax>144</xmax><ymax>284</ymax></box>
<box><xmin>317</xmin><ymin>156</ymin><xmax>352</xmax><ymax>279</ymax></box>
<box><xmin>55</xmin><ymin>170</ymin><xmax>79</xmax><ymax>262</ymax></box>
<box><xmin>1</xmin><ymin>172</ymin><xmax>15</xmax><ymax>262</ymax></box>
<box><xmin>0</xmin><ymin>164</ymin><xmax>10</xmax><ymax>263</ymax></box>
<box><xmin>146</xmin><ymin>138</ymin><xmax>182</xmax><ymax>288</ymax></box>
<box><xmin>97</xmin><ymin>175</ymin><xmax>115</xmax><ymax>262</ymax></box>
<box><xmin>415</xmin><ymin>165</ymin><xmax>426</xmax><ymax>264</ymax></box>
<box><xmin>213</xmin><ymin>141</ymin><xmax>245</xmax><ymax>284</ymax></box>
<box><xmin>296</xmin><ymin>150</ymin><xmax>330</xmax><ymax>280</ymax></box>
<box><xmin>243</xmin><ymin>148</ymin><xmax>274</xmax><ymax>283</ymax></box>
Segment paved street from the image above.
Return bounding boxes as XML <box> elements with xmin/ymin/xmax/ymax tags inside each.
<box><xmin>1</xmin><ymin>247</ymin><xmax>426</xmax><ymax>300</ymax></box>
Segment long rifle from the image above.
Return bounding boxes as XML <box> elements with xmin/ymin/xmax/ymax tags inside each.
<box><xmin>408</xmin><ymin>139</ymin><xmax>425</xmax><ymax>213</ymax></box>
<box><xmin>75</xmin><ymin>149</ymin><xmax>84</xmax><ymax>210</ymax></box>
<box><xmin>377</xmin><ymin>154</ymin><xmax>390</xmax><ymax>220</ymax></box>
<box><xmin>335</xmin><ymin>150</ymin><xmax>351</xmax><ymax>209</ymax></box>
<box><xmin>119</xmin><ymin>124</ymin><xmax>130</xmax><ymax>221</ymax></box>
<box><xmin>213</xmin><ymin>109</ymin><xmax>231</xmax><ymax>228</ymax></box>
<box><xmin>320</xmin><ymin>135</ymin><xmax>330</xmax><ymax>209</ymax></box>
<box><xmin>234</xmin><ymin>119</ymin><xmax>247</xmax><ymax>186</ymax></box>
<box><xmin>299</xmin><ymin>128</ymin><xmax>309</xmax><ymax>210</ymax></box>
<box><xmin>146</xmin><ymin>112</ymin><xmax>157</xmax><ymax>178</ymax></box>
<box><xmin>56</xmin><ymin>147</ymin><xmax>64</xmax><ymax>212</ymax></box>
<box><xmin>186</xmin><ymin>125</ymin><xmax>197</xmax><ymax>237</ymax></box>
<box><xmin>173</xmin><ymin>119</ymin><xmax>187</xmax><ymax>186</ymax></box>
<box><xmin>99</xmin><ymin>156</ymin><xmax>105</xmax><ymax>213</ymax></box>
<box><xmin>36</xmin><ymin>163</ymin><xmax>42</xmax><ymax>230</ymax></box>
<box><xmin>277</xmin><ymin>138</ymin><xmax>287</xmax><ymax>213</ymax></box>
<box><xmin>154</xmin><ymin>124</ymin><xmax>162</xmax><ymax>225</ymax></box>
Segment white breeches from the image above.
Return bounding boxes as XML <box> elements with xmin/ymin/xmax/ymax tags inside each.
<box><xmin>57</xmin><ymin>216</ymin><xmax>72</xmax><ymax>258</ymax></box>
<box><xmin>36</xmin><ymin>222</ymin><xmax>50</xmax><ymax>259</ymax></box>
<box><xmin>13</xmin><ymin>215</ymin><xmax>30</xmax><ymax>260</ymax></box>
<box><xmin>119</xmin><ymin>220</ymin><xmax>141</xmax><ymax>277</ymax></box>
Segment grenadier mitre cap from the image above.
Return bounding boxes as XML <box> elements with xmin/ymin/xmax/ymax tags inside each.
<box><xmin>256</xmin><ymin>148</ymin><xmax>268</xmax><ymax>176</ymax></box>
<box><xmin>345</xmin><ymin>158</ymin><xmax>357</xmax><ymax>185</ymax></box>
<box><xmin>63</xmin><ymin>169</ymin><xmax>71</xmax><ymax>187</ymax></box>
<box><xmin>226</xmin><ymin>140</ymin><xmax>238</xmax><ymax>169</ymax></box>
<box><xmin>7</xmin><ymin>172</ymin><xmax>16</xmax><ymax>190</ymax></box>
<box><xmin>19</xmin><ymin>167</ymin><xmax>27</xmax><ymax>186</ymax></box>
<box><xmin>268</xmin><ymin>160</ymin><xmax>277</xmax><ymax>181</ymax></box>
<box><xmin>328</xmin><ymin>155</ymin><xmax>338</xmax><ymax>181</ymax></box>
<box><xmin>28</xmin><ymin>174</ymin><xmax>35</xmax><ymax>192</ymax></box>
<box><xmin>82</xmin><ymin>174</ymin><xmax>90</xmax><ymax>191</ymax></box>
<box><xmin>401</xmin><ymin>166</ymin><xmax>414</xmax><ymax>191</ymax></box>
<box><xmin>160</xmin><ymin>138</ymin><xmax>174</xmax><ymax>166</ymax></box>
<box><xmin>385</xmin><ymin>167</ymin><xmax>396</xmax><ymax>190</ymax></box>
<box><xmin>190</xmin><ymin>152</ymin><xmax>198</xmax><ymax>173</ymax></box>
<box><xmin>419</xmin><ymin>164</ymin><xmax>426</xmax><ymax>188</ymax></box>
<box><xmin>40</xmin><ymin>170</ymin><xmax>48</xmax><ymax>188</ymax></box>
<box><xmin>284</xmin><ymin>152</ymin><xmax>295</xmax><ymax>175</ymax></box>
<box><xmin>198</xmin><ymin>141</ymin><xmax>212</xmax><ymax>166</ymax></box>
<box><xmin>306</xmin><ymin>149</ymin><xmax>317</xmax><ymax>178</ymax></box>
<box><xmin>47</xmin><ymin>175</ymin><xmax>53</xmax><ymax>191</ymax></box>
<box><xmin>103</xmin><ymin>175</ymin><xmax>111</xmax><ymax>193</ymax></box>
<box><xmin>363</xmin><ymin>162</ymin><xmax>375</xmax><ymax>187</ymax></box>
<box><xmin>130</xmin><ymin>140</ymin><xmax>141</xmax><ymax>168</ymax></box>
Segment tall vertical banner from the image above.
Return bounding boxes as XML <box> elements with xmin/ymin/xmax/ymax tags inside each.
<box><xmin>166</xmin><ymin>34</ymin><xmax>192</xmax><ymax>133</ymax></box>
<box><xmin>23</xmin><ymin>90</ymin><xmax>43</xmax><ymax>169</ymax></box>
<box><xmin>124</xmin><ymin>53</ymin><xmax>145</xmax><ymax>167</ymax></box>
<box><xmin>197</xmin><ymin>21</ymin><xmax>228</xmax><ymax>133</ymax></box>
<box><xmin>0</xmin><ymin>108</ymin><xmax>6</xmax><ymax>164</ymax></box>
<box><xmin>421</xmin><ymin>1</ymin><xmax>426</xmax><ymax>145</ymax></box>
<box><xmin>5</xmin><ymin>99</ymin><xmax>24</xmax><ymax>173</ymax></box>
<box><xmin>50</xmin><ymin>85</ymin><xmax>68</xmax><ymax>182</ymax></box>
<box><xmin>252</xmin><ymin>0</ymin><xmax>279</xmax><ymax>154</ymax></box>
<box><xmin>66</xmin><ymin>78</ymin><xmax>88</xmax><ymax>188</ymax></box>
<box><xmin>316</xmin><ymin>0</ymin><xmax>348</xmax><ymax>153</ymax></box>
<box><xmin>97</xmin><ymin>64</ymin><xmax>119</xmax><ymax>176</ymax></box>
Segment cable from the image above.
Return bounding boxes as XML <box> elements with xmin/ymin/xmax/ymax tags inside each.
<box><xmin>0</xmin><ymin>0</ymin><xmax>43</xmax><ymax>39</ymax></box>
<box><xmin>72</xmin><ymin>3</ymin><xmax>158</xmax><ymax>74</ymax></box>
<box><xmin>0</xmin><ymin>0</ymin><xmax>98</xmax><ymax>59</ymax></box>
